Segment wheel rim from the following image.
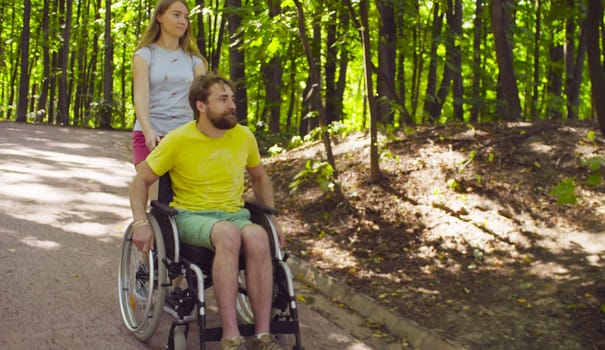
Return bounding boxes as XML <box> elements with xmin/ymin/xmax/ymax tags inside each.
<box><xmin>118</xmin><ymin>215</ymin><xmax>167</xmax><ymax>340</ymax></box>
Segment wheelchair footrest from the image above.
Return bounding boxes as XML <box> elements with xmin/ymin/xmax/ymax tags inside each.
<box><xmin>270</xmin><ymin>320</ymin><xmax>301</xmax><ymax>335</ymax></box>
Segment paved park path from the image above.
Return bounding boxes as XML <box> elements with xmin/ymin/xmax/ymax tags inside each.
<box><xmin>0</xmin><ymin>121</ymin><xmax>396</xmax><ymax>350</ymax></box>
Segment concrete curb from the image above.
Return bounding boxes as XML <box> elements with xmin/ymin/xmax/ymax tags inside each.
<box><xmin>288</xmin><ymin>256</ymin><xmax>466</xmax><ymax>350</ymax></box>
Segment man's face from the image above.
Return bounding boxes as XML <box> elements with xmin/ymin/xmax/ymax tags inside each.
<box><xmin>204</xmin><ymin>83</ymin><xmax>237</xmax><ymax>130</ymax></box>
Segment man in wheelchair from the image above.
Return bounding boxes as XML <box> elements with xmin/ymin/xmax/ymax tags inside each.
<box><xmin>128</xmin><ymin>73</ymin><xmax>287</xmax><ymax>350</ymax></box>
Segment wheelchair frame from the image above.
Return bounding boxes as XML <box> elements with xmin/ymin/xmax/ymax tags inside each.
<box><xmin>118</xmin><ymin>176</ymin><xmax>304</xmax><ymax>350</ymax></box>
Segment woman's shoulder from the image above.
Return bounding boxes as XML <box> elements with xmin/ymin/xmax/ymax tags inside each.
<box><xmin>134</xmin><ymin>45</ymin><xmax>153</xmax><ymax>61</ymax></box>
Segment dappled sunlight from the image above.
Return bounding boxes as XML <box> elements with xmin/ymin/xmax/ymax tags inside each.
<box><xmin>61</xmin><ymin>222</ymin><xmax>115</xmax><ymax>237</ymax></box>
<box><xmin>0</xmin><ymin>182</ymin><xmax>74</xmax><ymax>203</ymax></box>
<box><xmin>303</xmin><ymin>237</ymin><xmax>358</xmax><ymax>271</ymax></box>
<box><xmin>0</xmin><ymin>126</ymin><xmax>135</xmax><ymax>242</ymax></box>
<box><xmin>20</xmin><ymin>236</ymin><xmax>61</xmax><ymax>250</ymax></box>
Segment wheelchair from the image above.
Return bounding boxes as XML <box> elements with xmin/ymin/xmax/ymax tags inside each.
<box><xmin>118</xmin><ymin>175</ymin><xmax>304</xmax><ymax>349</ymax></box>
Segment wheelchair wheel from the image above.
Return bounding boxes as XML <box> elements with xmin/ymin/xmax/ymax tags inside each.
<box><xmin>118</xmin><ymin>214</ymin><xmax>168</xmax><ymax>341</ymax></box>
<box><xmin>236</xmin><ymin>270</ymin><xmax>255</xmax><ymax>324</ymax></box>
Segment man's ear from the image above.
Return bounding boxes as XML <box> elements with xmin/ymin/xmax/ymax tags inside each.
<box><xmin>196</xmin><ymin>100</ymin><xmax>205</xmax><ymax>112</ymax></box>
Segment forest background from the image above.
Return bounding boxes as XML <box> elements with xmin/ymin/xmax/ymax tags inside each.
<box><xmin>3</xmin><ymin>0</ymin><xmax>605</xmax><ymax>145</ymax></box>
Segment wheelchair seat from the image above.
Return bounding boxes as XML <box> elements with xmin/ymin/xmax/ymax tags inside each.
<box><xmin>118</xmin><ymin>174</ymin><xmax>303</xmax><ymax>350</ymax></box>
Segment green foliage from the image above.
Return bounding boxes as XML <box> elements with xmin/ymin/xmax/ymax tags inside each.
<box><xmin>289</xmin><ymin>160</ymin><xmax>335</xmax><ymax>194</ymax></box>
<box><xmin>447</xmin><ymin>178</ymin><xmax>461</xmax><ymax>192</ymax></box>
<box><xmin>582</xmin><ymin>156</ymin><xmax>604</xmax><ymax>187</ymax></box>
<box><xmin>255</xmin><ymin>131</ymin><xmax>291</xmax><ymax>156</ymax></box>
<box><xmin>549</xmin><ymin>156</ymin><xmax>603</xmax><ymax>205</ymax></box>
<box><xmin>0</xmin><ymin>0</ymin><xmax>598</xmax><ymax>129</ymax></box>
<box><xmin>582</xmin><ymin>156</ymin><xmax>604</xmax><ymax>171</ymax></box>
<box><xmin>586</xmin><ymin>130</ymin><xmax>597</xmax><ymax>143</ymax></box>
<box><xmin>289</xmin><ymin>135</ymin><xmax>304</xmax><ymax>149</ymax></box>
<box><xmin>268</xmin><ymin>144</ymin><xmax>285</xmax><ymax>156</ymax></box>
<box><xmin>549</xmin><ymin>178</ymin><xmax>577</xmax><ymax>205</ymax></box>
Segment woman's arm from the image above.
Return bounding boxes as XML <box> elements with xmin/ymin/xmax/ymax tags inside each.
<box><xmin>133</xmin><ymin>54</ymin><xmax>159</xmax><ymax>150</ymax></box>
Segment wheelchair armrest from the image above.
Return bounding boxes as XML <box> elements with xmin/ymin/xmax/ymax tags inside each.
<box><xmin>244</xmin><ymin>200</ymin><xmax>279</xmax><ymax>216</ymax></box>
<box><xmin>150</xmin><ymin>199</ymin><xmax>178</xmax><ymax>217</ymax></box>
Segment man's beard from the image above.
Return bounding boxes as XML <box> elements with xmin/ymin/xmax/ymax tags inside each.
<box><xmin>208</xmin><ymin>111</ymin><xmax>237</xmax><ymax>130</ymax></box>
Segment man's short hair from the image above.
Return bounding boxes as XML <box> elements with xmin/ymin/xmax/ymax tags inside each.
<box><xmin>188</xmin><ymin>72</ymin><xmax>237</xmax><ymax>118</ymax></box>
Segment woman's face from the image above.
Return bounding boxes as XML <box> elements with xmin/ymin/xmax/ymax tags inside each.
<box><xmin>157</xmin><ymin>1</ymin><xmax>189</xmax><ymax>39</ymax></box>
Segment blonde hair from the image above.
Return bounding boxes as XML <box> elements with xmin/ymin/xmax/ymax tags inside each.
<box><xmin>135</xmin><ymin>0</ymin><xmax>204</xmax><ymax>61</ymax></box>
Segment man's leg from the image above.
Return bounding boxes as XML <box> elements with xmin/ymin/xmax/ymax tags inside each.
<box><xmin>211</xmin><ymin>221</ymin><xmax>243</xmax><ymax>339</ymax></box>
<box><xmin>241</xmin><ymin>224</ymin><xmax>273</xmax><ymax>334</ymax></box>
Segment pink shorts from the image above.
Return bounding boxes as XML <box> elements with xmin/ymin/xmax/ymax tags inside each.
<box><xmin>132</xmin><ymin>131</ymin><xmax>151</xmax><ymax>165</ymax></box>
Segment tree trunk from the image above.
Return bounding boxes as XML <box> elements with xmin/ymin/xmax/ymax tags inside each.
<box><xmin>410</xmin><ymin>0</ymin><xmax>422</xmax><ymax>120</ymax></box>
<box><xmin>424</xmin><ymin>3</ymin><xmax>442</xmax><ymax>122</ymax></box>
<box><xmin>57</xmin><ymin>0</ymin><xmax>73</xmax><ymax>125</ymax></box>
<box><xmin>36</xmin><ymin>0</ymin><xmax>51</xmax><ymax>123</ymax></box>
<box><xmin>298</xmin><ymin>23</ymin><xmax>321</xmax><ymax>136</ymax></box>
<box><xmin>565</xmin><ymin>1</ymin><xmax>587</xmax><ymax>120</ymax></box>
<box><xmin>226</xmin><ymin>0</ymin><xmax>248</xmax><ymax>123</ymax></box>
<box><xmin>16</xmin><ymin>0</ymin><xmax>31</xmax><ymax>123</ymax></box>
<box><xmin>547</xmin><ymin>42</ymin><xmax>564</xmax><ymax>119</ymax></box>
<box><xmin>196</xmin><ymin>0</ymin><xmax>207</xmax><ymax>61</ymax></box>
<box><xmin>530</xmin><ymin>0</ymin><xmax>541</xmax><ymax>119</ymax></box>
<box><xmin>451</xmin><ymin>0</ymin><xmax>463</xmax><ymax>121</ymax></box>
<box><xmin>100</xmin><ymin>0</ymin><xmax>113</xmax><ymax>129</ymax></box>
<box><xmin>377</xmin><ymin>0</ymin><xmax>396</xmax><ymax>125</ymax></box>
<box><xmin>84</xmin><ymin>0</ymin><xmax>102</xmax><ymax>127</ymax></box>
<box><xmin>262</xmin><ymin>0</ymin><xmax>282</xmax><ymax>133</ymax></box>
<box><xmin>471</xmin><ymin>0</ymin><xmax>483</xmax><ymax>123</ymax></box>
<box><xmin>490</xmin><ymin>0</ymin><xmax>522</xmax><ymax>121</ymax></box>
<box><xmin>586</xmin><ymin>0</ymin><xmax>605</xmax><ymax>136</ymax></box>
<box><xmin>293</xmin><ymin>0</ymin><xmax>336</xmax><ymax>172</ymax></box>
<box><xmin>431</xmin><ymin>0</ymin><xmax>454</xmax><ymax>121</ymax></box>
<box><xmin>360</xmin><ymin>0</ymin><xmax>382</xmax><ymax>182</ymax></box>
<box><xmin>325</xmin><ymin>11</ymin><xmax>339</xmax><ymax>124</ymax></box>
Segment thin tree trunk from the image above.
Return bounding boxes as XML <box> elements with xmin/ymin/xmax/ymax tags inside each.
<box><xmin>226</xmin><ymin>0</ymin><xmax>248</xmax><ymax>123</ymax></box>
<box><xmin>196</xmin><ymin>0</ymin><xmax>207</xmax><ymax>61</ymax></box>
<box><xmin>293</xmin><ymin>0</ymin><xmax>336</xmax><ymax>172</ymax></box>
<box><xmin>565</xmin><ymin>3</ymin><xmax>587</xmax><ymax>120</ymax></box>
<box><xmin>586</xmin><ymin>0</ymin><xmax>605</xmax><ymax>135</ymax></box>
<box><xmin>451</xmin><ymin>0</ymin><xmax>463</xmax><ymax>121</ymax></box>
<box><xmin>16</xmin><ymin>0</ymin><xmax>31</xmax><ymax>123</ymax></box>
<box><xmin>57</xmin><ymin>0</ymin><xmax>73</xmax><ymax>125</ymax></box>
<box><xmin>530</xmin><ymin>0</ymin><xmax>541</xmax><ymax>118</ymax></box>
<box><xmin>490</xmin><ymin>0</ymin><xmax>522</xmax><ymax>121</ymax></box>
<box><xmin>547</xmin><ymin>42</ymin><xmax>564</xmax><ymax>119</ymax></box>
<box><xmin>325</xmin><ymin>10</ymin><xmax>338</xmax><ymax>124</ymax></box>
<box><xmin>100</xmin><ymin>0</ymin><xmax>113</xmax><ymax>129</ymax></box>
<box><xmin>37</xmin><ymin>0</ymin><xmax>51</xmax><ymax>123</ymax></box>
<box><xmin>298</xmin><ymin>23</ymin><xmax>321</xmax><ymax>136</ymax></box>
<box><xmin>360</xmin><ymin>0</ymin><xmax>381</xmax><ymax>182</ymax></box>
<box><xmin>471</xmin><ymin>0</ymin><xmax>482</xmax><ymax>122</ymax></box>
<box><xmin>424</xmin><ymin>3</ymin><xmax>442</xmax><ymax>122</ymax></box>
<box><xmin>377</xmin><ymin>0</ymin><xmax>396</xmax><ymax>125</ymax></box>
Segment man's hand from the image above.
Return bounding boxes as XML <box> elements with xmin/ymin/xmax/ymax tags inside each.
<box><xmin>132</xmin><ymin>222</ymin><xmax>154</xmax><ymax>252</ymax></box>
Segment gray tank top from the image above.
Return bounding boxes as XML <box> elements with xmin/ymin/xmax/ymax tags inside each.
<box><xmin>133</xmin><ymin>44</ymin><xmax>203</xmax><ymax>136</ymax></box>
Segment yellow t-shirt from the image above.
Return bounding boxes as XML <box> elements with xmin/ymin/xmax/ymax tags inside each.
<box><xmin>146</xmin><ymin>121</ymin><xmax>261</xmax><ymax>212</ymax></box>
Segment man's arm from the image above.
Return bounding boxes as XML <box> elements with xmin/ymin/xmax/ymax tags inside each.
<box><xmin>129</xmin><ymin>160</ymin><xmax>160</xmax><ymax>252</ymax></box>
<box><xmin>247</xmin><ymin>164</ymin><xmax>284</xmax><ymax>247</ymax></box>
<box><xmin>247</xmin><ymin>164</ymin><xmax>274</xmax><ymax>208</ymax></box>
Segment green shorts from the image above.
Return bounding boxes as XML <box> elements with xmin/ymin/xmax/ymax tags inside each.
<box><xmin>175</xmin><ymin>208</ymin><xmax>252</xmax><ymax>250</ymax></box>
